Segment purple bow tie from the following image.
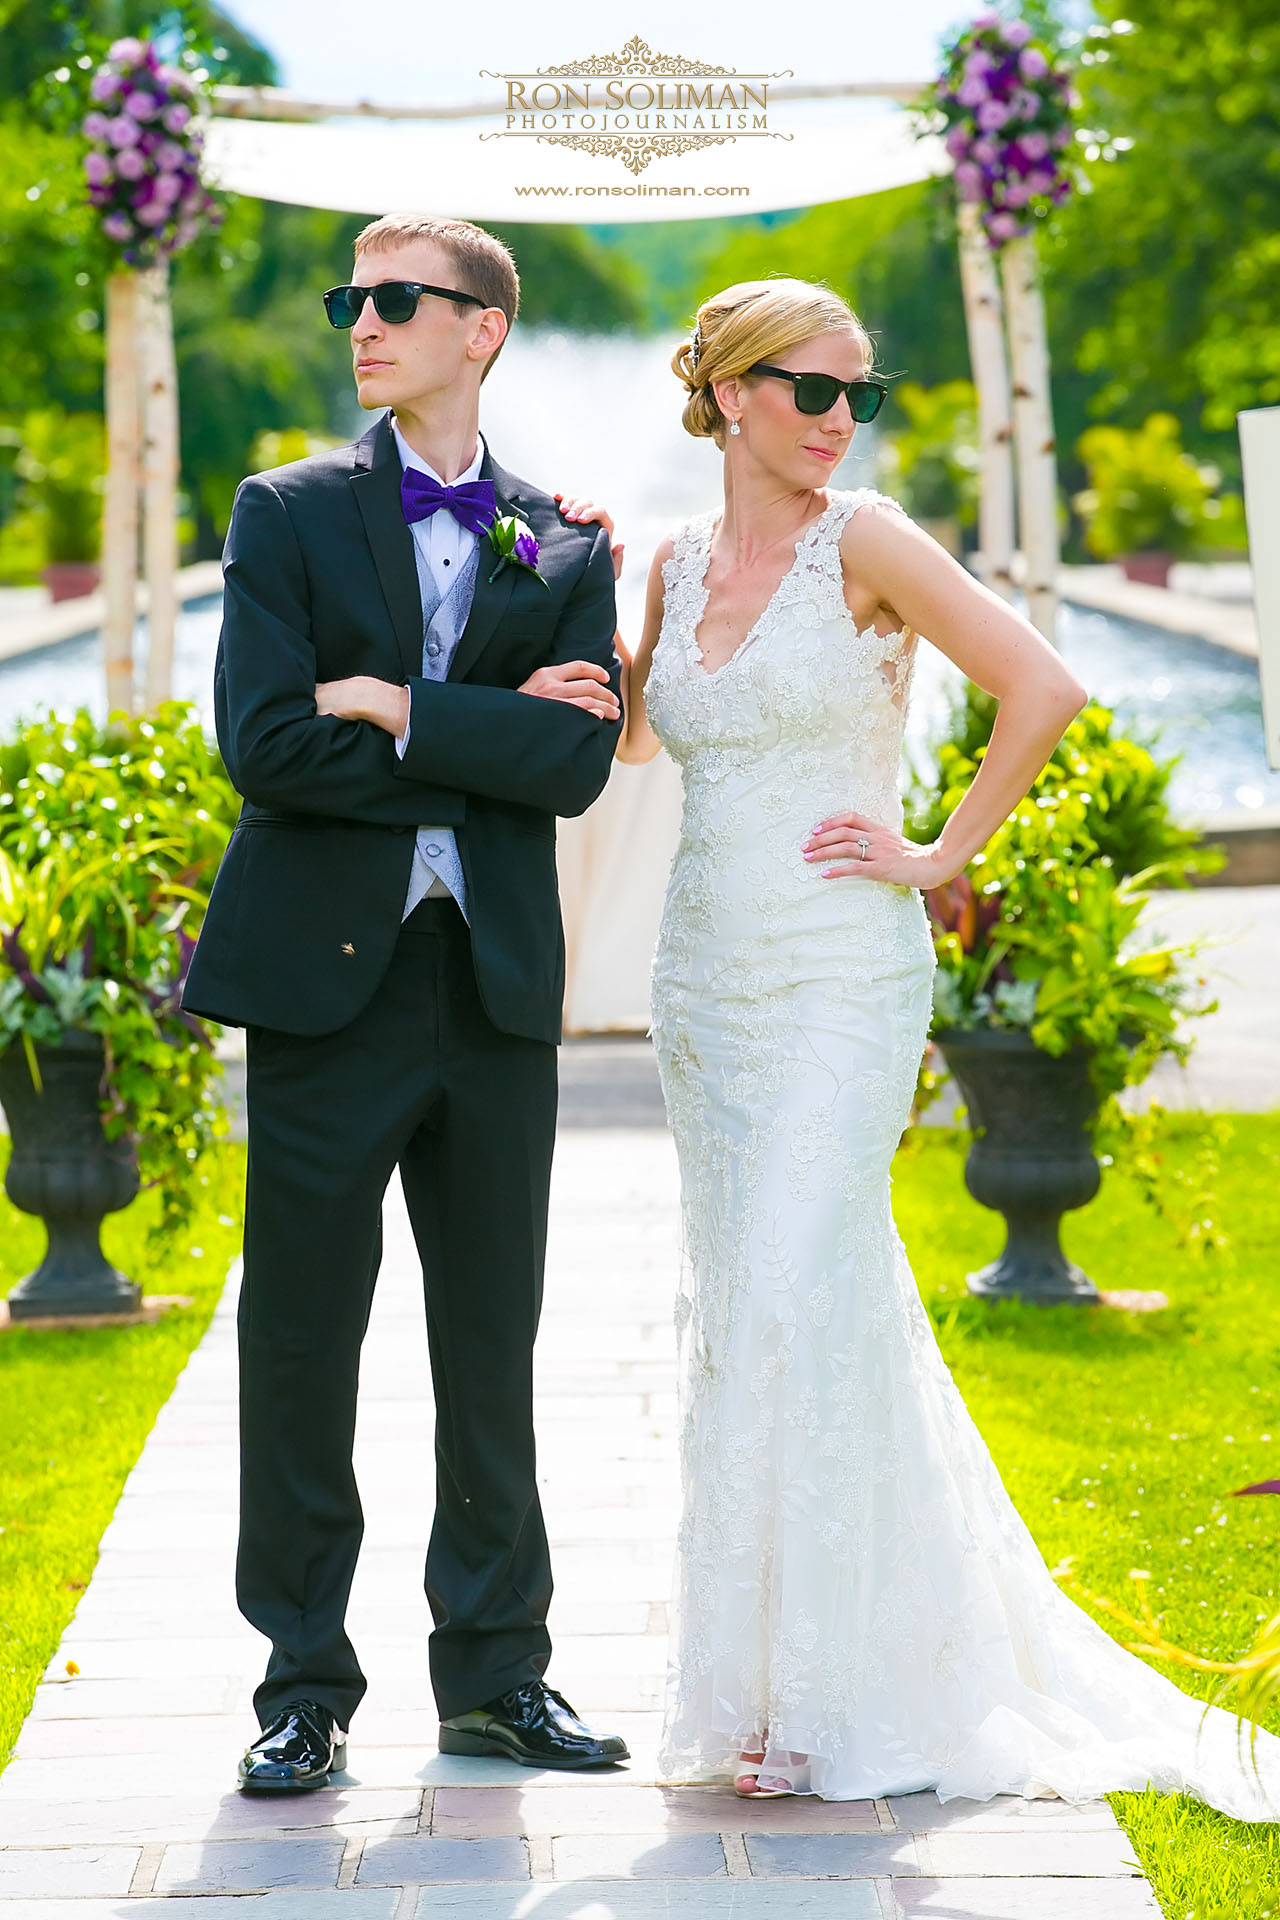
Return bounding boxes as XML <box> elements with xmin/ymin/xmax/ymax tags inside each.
<box><xmin>400</xmin><ymin>467</ymin><xmax>496</xmax><ymax>536</ymax></box>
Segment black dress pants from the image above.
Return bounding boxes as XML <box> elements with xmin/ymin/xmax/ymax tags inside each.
<box><xmin>236</xmin><ymin>898</ymin><xmax>558</xmax><ymax>1730</ymax></box>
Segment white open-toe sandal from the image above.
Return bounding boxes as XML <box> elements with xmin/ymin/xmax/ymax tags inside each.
<box><xmin>733</xmin><ymin>1748</ymin><xmax>796</xmax><ymax>1798</ymax></box>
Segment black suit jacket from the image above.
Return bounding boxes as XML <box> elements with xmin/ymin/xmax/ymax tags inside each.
<box><xmin>182</xmin><ymin>413</ymin><xmax>621</xmax><ymax>1044</ymax></box>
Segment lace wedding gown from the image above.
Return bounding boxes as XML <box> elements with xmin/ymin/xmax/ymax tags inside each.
<box><xmin>645</xmin><ymin>488</ymin><xmax>1280</xmax><ymax>1815</ymax></box>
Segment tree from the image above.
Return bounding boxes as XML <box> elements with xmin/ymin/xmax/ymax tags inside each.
<box><xmin>0</xmin><ymin>114</ymin><xmax>104</xmax><ymax>418</ymax></box>
<box><xmin>647</xmin><ymin>180</ymin><xmax>971</xmax><ymax>411</ymax></box>
<box><xmin>637</xmin><ymin>1</ymin><xmax>1275</xmax><ymax>525</ymax></box>
<box><xmin>487</xmin><ymin>224</ymin><xmax>642</xmax><ymax>333</ymax></box>
<box><xmin>0</xmin><ymin>0</ymin><xmax>291</xmax><ymax>554</ymax></box>
<box><xmin>1044</xmin><ymin>0</ymin><xmax>1280</xmax><ymax>465</ymax></box>
<box><xmin>171</xmin><ymin>197</ymin><xmax>365</xmax><ymax>549</ymax></box>
<box><xmin>0</xmin><ymin>0</ymin><xmax>275</xmax><ymax>102</ymax></box>
<box><xmin>2</xmin><ymin>5</ymin><xmax>644</xmax><ymax>555</ymax></box>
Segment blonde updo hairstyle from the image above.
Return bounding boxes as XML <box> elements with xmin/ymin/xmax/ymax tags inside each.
<box><xmin>673</xmin><ymin>278</ymin><xmax>874</xmax><ymax>449</ymax></box>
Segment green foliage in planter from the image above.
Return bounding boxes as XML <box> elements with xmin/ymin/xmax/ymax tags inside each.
<box><xmin>1072</xmin><ymin>413</ymin><xmax>1248</xmax><ymax>561</ymax></box>
<box><xmin>878</xmin><ymin>379</ymin><xmax>981</xmax><ymax>527</ymax></box>
<box><xmin>0</xmin><ymin>705</ymin><xmax>237</xmax><ymax>1232</ymax></box>
<box><xmin>923</xmin><ymin>701</ymin><xmax>1217</xmax><ymax>1103</ymax></box>
<box><xmin>929</xmin><ymin>847</ymin><xmax>1200</xmax><ymax>1090</ymax></box>
<box><xmin>12</xmin><ymin>407</ymin><xmax>104</xmax><ymax>567</ymax></box>
<box><xmin>911</xmin><ymin>684</ymin><xmax>1217</xmax><ymax>884</ymax></box>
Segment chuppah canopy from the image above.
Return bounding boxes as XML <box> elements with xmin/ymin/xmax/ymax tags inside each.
<box><xmin>203</xmin><ymin>105</ymin><xmax>948</xmax><ymax>223</ymax></box>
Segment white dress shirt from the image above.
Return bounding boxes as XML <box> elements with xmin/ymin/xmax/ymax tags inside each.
<box><xmin>392</xmin><ymin>422</ymin><xmax>484</xmax><ymax>914</ymax></box>
<box><xmin>392</xmin><ymin>421</ymin><xmax>484</xmax><ymax>608</ymax></box>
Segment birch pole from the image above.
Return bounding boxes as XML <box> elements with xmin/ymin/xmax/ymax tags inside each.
<box><xmin>1001</xmin><ymin>233</ymin><xmax>1060</xmax><ymax>644</ymax></box>
<box><xmin>956</xmin><ymin>201</ymin><xmax>1016</xmax><ymax>603</ymax></box>
<box><xmin>140</xmin><ymin>261</ymin><xmax>180</xmax><ymax>709</ymax></box>
<box><xmin>101</xmin><ymin>271</ymin><xmax>141</xmax><ymax>716</ymax></box>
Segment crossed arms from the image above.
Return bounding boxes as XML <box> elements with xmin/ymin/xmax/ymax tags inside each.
<box><xmin>215</xmin><ymin>475</ymin><xmax>622</xmax><ymax>827</ymax></box>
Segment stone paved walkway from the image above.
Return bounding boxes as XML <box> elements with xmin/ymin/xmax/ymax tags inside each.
<box><xmin>0</xmin><ymin>1128</ymin><xmax>1160</xmax><ymax>1918</ymax></box>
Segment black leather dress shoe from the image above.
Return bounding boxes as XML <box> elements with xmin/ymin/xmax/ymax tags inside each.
<box><xmin>439</xmin><ymin>1679</ymin><xmax>629</xmax><ymax>1770</ymax></box>
<box><xmin>237</xmin><ymin>1700</ymin><xmax>347</xmax><ymax>1792</ymax></box>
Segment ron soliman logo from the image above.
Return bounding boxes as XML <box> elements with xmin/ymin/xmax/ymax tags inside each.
<box><xmin>483</xmin><ymin>35</ymin><xmax>793</xmax><ymax>175</ymax></box>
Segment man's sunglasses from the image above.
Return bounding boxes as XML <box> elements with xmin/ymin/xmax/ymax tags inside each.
<box><xmin>748</xmin><ymin>362</ymin><xmax>888</xmax><ymax>423</ymax></box>
<box><xmin>322</xmin><ymin>280</ymin><xmax>486</xmax><ymax>330</ymax></box>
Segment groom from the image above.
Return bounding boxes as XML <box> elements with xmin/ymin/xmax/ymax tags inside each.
<box><xmin>183</xmin><ymin>214</ymin><xmax>626</xmax><ymax>1789</ymax></box>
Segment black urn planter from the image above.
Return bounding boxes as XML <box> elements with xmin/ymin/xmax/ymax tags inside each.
<box><xmin>0</xmin><ymin>1032</ymin><xmax>141</xmax><ymax>1321</ymax></box>
<box><xmin>933</xmin><ymin>1027</ymin><xmax>1102</xmax><ymax>1305</ymax></box>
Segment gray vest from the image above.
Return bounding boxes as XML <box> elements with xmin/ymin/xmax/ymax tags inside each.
<box><xmin>402</xmin><ymin>545</ymin><xmax>480</xmax><ymax>920</ymax></box>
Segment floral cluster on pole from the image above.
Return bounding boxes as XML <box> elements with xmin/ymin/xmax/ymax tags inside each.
<box><xmin>927</xmin><ymin>14</ymin><xmax>1078</xmax><ymax>249</ymax></box>
<box><xmin>80</xmin><ymin>38</ymin><xmax>222</xmax><ymax>264</ymax></box>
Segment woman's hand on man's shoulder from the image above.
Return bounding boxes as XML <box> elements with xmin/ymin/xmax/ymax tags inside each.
<box><xmin>555</xmin><ymin>492</ymin><xmax>625</xmax><ymax>581</ymax></box>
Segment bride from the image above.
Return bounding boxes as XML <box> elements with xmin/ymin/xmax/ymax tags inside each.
<box><xmin>562</xmin><ymin>275</ymin><xmax>1280</xmax><ymax>1816</ymax></box>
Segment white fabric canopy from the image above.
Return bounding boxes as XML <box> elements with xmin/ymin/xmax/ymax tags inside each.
<box><xmin>204</xmin><ymin>111</ymin><xmax>946</xmax><ymax>223</ymax></box>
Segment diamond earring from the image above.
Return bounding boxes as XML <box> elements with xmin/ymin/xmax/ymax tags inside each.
<box><xmin>729</xmin><ymin>418</ymin><xmax>741</xmax><ymax>436</ymax></box>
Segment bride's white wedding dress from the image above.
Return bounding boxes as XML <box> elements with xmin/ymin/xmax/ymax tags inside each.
<box><xmin>645</xmin><ymin>487</ymin><xmax>1280</xmax><ymax>1816</ymax></box>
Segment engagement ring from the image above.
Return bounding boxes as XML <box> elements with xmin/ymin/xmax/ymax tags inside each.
<box><xmin>857</xmin><ymin>839</ymin><xmax>869</xmax><ymax>860</ymax></box>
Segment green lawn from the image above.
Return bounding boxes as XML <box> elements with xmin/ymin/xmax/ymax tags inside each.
<box><xmin>895</xmin><ymin>1117</ymin><xmax>1280</xmax><ymax>1920</ymax></box>
<box><xmin>0</xmin><ymin>1117</ymin><xmax>1277</xmax><ymax>1918</ymax></box>
<box><xmin>0</xmin><ymin>1141</ymin><xmax>246</xmax><ymax>1773</ymax></box>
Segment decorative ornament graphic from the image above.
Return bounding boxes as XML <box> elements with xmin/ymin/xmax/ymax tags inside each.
<box><xmin>483</xmin><ymin>36</ymin><xmax>793</xmax><ymax>176</ymax></box>
<box><xmin>541</xmin><ymin>34</ymin><xmax>750</xmax><ymax>80</ymax></box>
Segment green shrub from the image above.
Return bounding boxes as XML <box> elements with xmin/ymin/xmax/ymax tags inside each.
<box><xmin>0</xmin><ymin>510</ymin><xmax>47</xmax><ymax>588</ymax></box>
<box><xmin>0</xmin><ymin>705</ymin><xmax>238</xmax><ymax>1232</ymax></box>
<box><xmin>921</xmin><ymin>703</ymin><xmax>1218</xmax><ymax>1118</ymax></box>
<box><xmin>878</xmin><ymin>380</ymin><xmax>980</xmax><ymax>527</ymax></box>
<box><xmin>910</xmin><ymin>686</ymin><xmax>1215</xmax><ymax>883</ymax></box>
<box><xmin>12</xmin><ymin>408</ymin><xmax>105</xmax><ymax>567</ymax></box>
<box><xmin>248</xmin><ymin>426</ymin><xmax>343</xmax><ymax>472</ymax></box>
<box><xmin>1072</xmin><ymin>413</ymin><xmax>1248</xmax><ymax>561</ymax></box>
<box><xmin>912</xmin><ymin>697</ymin><xmax>1228</xmax><ymax>1241</ymax></box>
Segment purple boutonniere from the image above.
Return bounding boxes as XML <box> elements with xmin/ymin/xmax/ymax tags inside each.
<box><xmin>487</xmin><ymin>514</ymin><xmax>549</xmax><ymax>588</ymax></box>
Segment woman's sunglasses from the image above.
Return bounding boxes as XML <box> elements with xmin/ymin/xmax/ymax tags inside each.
<box><xmin>748</xmin><ymin>362</ymin><xmax>888</xmax><ymax>423</ymax></box>
<box><xmin>322</xmin><ymin>280</ymin><xmax>486</xmax><ymax>330</ymax></box>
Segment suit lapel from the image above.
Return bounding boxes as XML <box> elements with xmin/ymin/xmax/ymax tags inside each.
<box><xmin>348</xmin><ymin>413</ymin><xmax>423</xmax><ymax>683</ymax></box>
<box><xmin>447</xmin><ymin>450</ymin><xmax>522</xmax><ymax>685</ymax></box>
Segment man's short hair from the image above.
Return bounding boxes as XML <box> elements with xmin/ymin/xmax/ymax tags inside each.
<box><xmin>353</xmin><ymin>216</ymin><xmax>519</xmax><ymax>377</ymax></box>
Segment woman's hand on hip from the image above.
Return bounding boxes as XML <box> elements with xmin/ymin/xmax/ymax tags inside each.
<box><xmin>803</xmin><ymin>811</ymin><xmax>953</xmax><ymax>887</ymax></box>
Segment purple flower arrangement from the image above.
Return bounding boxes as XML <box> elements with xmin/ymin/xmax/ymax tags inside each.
<box><xmin>928</xmin><ymin>14</ymin><xmax>1078</xmax><ymax>249</ymax></box>
<box><xmin>80</xmin><ymin>37</ymin><xmax>222</xmax><ymax>263</ymax></box>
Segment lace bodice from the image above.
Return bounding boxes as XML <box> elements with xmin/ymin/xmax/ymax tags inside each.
<box><xmin>645</xmin><ymin>489</ymin><xmax>918</xmax><ymax>833</ymax></box>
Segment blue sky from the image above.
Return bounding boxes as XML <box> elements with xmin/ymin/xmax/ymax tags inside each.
<box><xmin>220</xmin><ymin>1</ymin><xmax>980</xmax><ymax>106</ymax></box>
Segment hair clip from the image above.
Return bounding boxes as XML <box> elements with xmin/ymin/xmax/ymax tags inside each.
<box><xmin>689</xmin><ymin>326</ymin><xmax>703</xmax><ymax>374</ymax></box>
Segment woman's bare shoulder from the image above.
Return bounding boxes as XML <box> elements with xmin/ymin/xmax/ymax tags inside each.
<box><xmin>835</xmin><ymin>489</ymin><xmax>913</xmax><ymax>540</ymax></box>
